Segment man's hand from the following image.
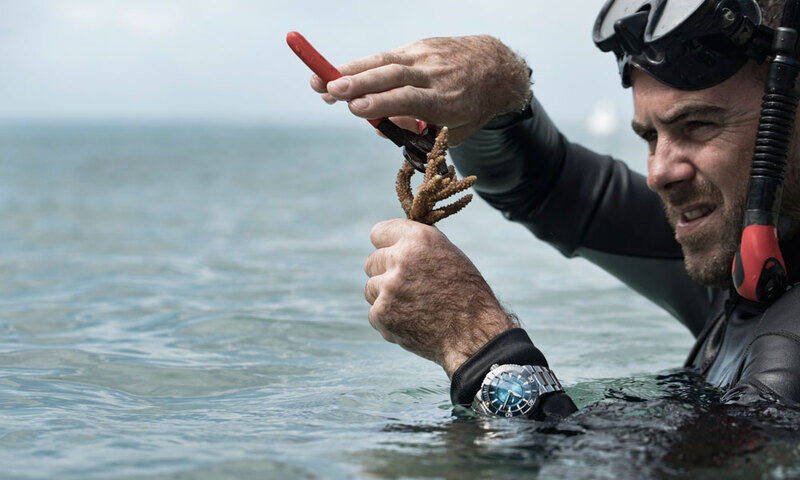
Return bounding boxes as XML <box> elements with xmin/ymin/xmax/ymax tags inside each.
<box><xmin>364</xmin><ymin>219</ymin><xmax>515</xmax><ymax>377</ymax></box>
<box><xmin>310</xmin><ymin>35</ymin><xmax>531</xmax><ymax>145</ymax></box>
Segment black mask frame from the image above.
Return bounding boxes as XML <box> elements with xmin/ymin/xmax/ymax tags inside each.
<box><xmin>594</xmin><ymin>0</ymin><xmax>773</xmax><ymax>90</ymax></box>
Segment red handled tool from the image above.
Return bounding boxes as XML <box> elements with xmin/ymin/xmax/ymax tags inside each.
<box><xmin>286</xmin><ymin>31</ymin><xmax>447</xmax><ymax>174</ymax></box>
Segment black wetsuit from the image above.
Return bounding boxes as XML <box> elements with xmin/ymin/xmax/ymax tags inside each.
<box><xmin>447</xmin><ymin>98</ymin><xmax>800</xmax><ymax>418</ymax></box>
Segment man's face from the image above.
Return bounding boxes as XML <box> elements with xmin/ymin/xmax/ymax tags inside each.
<box><xmin>631</xmin><ymin>67</ymin><xmax>763</xmax><ymax>286</ymax></box>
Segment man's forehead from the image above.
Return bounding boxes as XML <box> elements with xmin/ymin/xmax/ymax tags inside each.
<box><xmin>633</xmin><ymin>101</ymin><xmax>726</xmax><ymax>127</ymax></box>
<box><xmin>630</xmin><ymin>70</ymin><xmax>738</xmax><ymax>126</ymax></box>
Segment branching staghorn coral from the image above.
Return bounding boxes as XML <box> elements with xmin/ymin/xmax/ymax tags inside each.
<box><xmin>395</xmin><ymin>127</ymin><xmax>477</xmax><ymax>225</ymax></box>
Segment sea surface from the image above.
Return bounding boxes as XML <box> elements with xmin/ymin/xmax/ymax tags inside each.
<box><xmin>2</xmin><ymin>123</ymin><xmax>800</xmax><ymax>479</ymax></box>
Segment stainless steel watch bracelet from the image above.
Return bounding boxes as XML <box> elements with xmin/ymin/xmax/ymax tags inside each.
<box><xmin>528</xmin><ymin>365</ymin><xmax>563</xmax><ymax>395</ymax></box>
<box><xmin>471</xmin><ymin>364</ymin><xmax>564</xmax><ymax>416</ymax></box>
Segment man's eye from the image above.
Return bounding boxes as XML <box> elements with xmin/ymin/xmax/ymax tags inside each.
<box><xmin>684</xmin><ymin>121</ymin><xmax>716</xmax><ymax>135</ymax></box>
<box><xmin>642</xmin><ymin>131</ymin><xmax>657</xmax><ymax>152</ymax></box>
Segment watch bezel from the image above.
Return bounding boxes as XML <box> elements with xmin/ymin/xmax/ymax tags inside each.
<box><xmin>478</xmin><ymin>364</ymin><xmax>539</xmax><ymax>417</ymax></box>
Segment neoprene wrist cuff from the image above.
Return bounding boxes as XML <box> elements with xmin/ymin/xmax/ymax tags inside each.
<box><xmin>484</xmin><ymin>99</ymin><xmax>534</xmax><ymax>130</ymax></box>
<box><xmin>449</xmin><ymin>328</ymin><xmax>548</xmax><ymax>406</ymax></box>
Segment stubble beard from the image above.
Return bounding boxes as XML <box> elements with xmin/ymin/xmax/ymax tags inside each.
<box><xmin>662</xmin><ymin>181</ymin><xmax>745</xmax><ymax>288</ymax></box>
<box><xmin>672</xmin><ymin>148</ymin><xmax>800</xmax><ymax>288</ymax></box>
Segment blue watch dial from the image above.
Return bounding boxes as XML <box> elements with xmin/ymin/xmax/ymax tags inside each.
<box><xmin>481</xmin><ymin>369</ymin><xmax>538</xmax><ymax>417</ymax></box>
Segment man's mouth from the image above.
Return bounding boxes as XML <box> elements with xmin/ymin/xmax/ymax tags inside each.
<box><xmin>674</xmin><ymin>203</ymin><xmax>717</xmax><ymax>238</ymax></box>
<box><xmin>681</xmin><ymin>205</ymin><xmax>715</xmax><ymax>222</ymax></box>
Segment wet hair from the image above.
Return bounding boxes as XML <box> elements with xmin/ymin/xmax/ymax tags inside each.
<box><xmin>757</xmin><ymin>0</ymin><xmax>784</xmax><ymax>27</ymax></box>
<box><xmin>741</xmin><ymin>0</ymin><xmax>783</xmax><ymax>84</ymax></box>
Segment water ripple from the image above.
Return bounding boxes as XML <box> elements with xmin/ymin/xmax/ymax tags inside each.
<box><xmin>2</xmin><ymin>125</ymin><xmax>772</xmax><ymax>479</ymax></box>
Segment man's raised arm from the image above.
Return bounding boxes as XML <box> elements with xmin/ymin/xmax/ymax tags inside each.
<box><xmin>310</xmin><ymin>34</ymin><xmax>711</xmax><ymax>333</ymax></box>
<box><xmin>450</xmin><ymin>93</ymin><xmax>713</xmax><ymax>336</ymax></box>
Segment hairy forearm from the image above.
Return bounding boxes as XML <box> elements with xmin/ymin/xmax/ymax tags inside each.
<box><xmin>442</xmin><ymin>309</ymin><xmax>518</xmax><ymax>378</ymax></box>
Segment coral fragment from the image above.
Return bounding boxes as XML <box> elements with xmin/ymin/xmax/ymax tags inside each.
<box><xmin>395</xmin><ymin>126</ymin><xmax>476</xmax><ymax>225</ymax></box>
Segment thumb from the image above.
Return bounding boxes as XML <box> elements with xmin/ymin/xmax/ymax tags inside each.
<box><xmin>375</xmin><ymin>117</ymin><xmax>423</xmax><ymax>139</ymax></box>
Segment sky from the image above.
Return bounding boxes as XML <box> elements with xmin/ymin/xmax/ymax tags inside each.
<box><xmin>0</xmin><ymin>0</ymin><xmax>636</xmax><ymax>130</ymax></box>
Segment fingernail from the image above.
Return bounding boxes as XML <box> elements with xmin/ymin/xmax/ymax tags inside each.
<box><xmin>330</xmin><ymin>77</ymin><xmax>350</xmax><ymax>92</ymax></box>
<box><xmin>351</xmin><ymin>97</ymin><xmax>369</xmax><ymax>110</ymax></box>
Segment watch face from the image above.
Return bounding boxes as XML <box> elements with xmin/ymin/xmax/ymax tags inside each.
<box><xmin>480</xmin><ymin>366</ymin><xmax>538</xmax><ymax>417</ymax></box>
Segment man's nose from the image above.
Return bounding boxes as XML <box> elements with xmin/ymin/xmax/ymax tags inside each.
<box><xmin>646</xmin><ymin>138</ymin><xmax>695</xmax><ymax>192</ymax></box>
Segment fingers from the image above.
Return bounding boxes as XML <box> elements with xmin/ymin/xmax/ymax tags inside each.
<box><xmin>311</xmin><ymin>48</ymin><xmax>413</xmax><ymax>103</ymax></box>
<box><xmin>364</xmin><ymin>249</ymin><xmax>389</xmax><ymax>278</ymax></box>
<box><xmin>338</xmin><ymin>50</ymin><xmax>413</xmax><ymax>76</ymax></box>
<box><xmin>375</xmin><ymin>117</ymin><xmax>421</xmax><ymax>139</ymax></box>
<box><xmin>310</xmin><ymin>50</ymin><xmax>410</xmax><ymax>93</ymax></box>
<box><xmin>310</xmin><ymin>74</ymin><xmax>327</xmax><ymax>93</ymax></box>
<box><xmin>311</xmin><ymin>80</ymin><xmax>339</xmax><ymax>105</ymax></box>
<box><xmin>309</xmin><ymin>75</ymin><xmax>337</xmax><ymax>104</ymax></box>
<box><xmin>364</xmin><ymin>274</ymin><xmax>382</xmax><ymax>304</ymax></box>
<box><xmin>370</xmin><ymin>219</ymin><xmax>416</xmax><ymax>248</ymax></box>
<box><xmin>368</xmin><ymin>298</ymin><xmax>395</xmax><ymax>343</ymax></box>
<box><xmin>389</xmin><ymin>116</ymin><xmax>421</xmax><ymax>131</ymax></box>
<box><xmin>348</xmin><ymin>86</ymin><xmax>436</xmax><ymax>122</ymax></box>
<box><xmin>326</xmin><ymin>64</ymin><xmax>427</xmax><ymax>102</ymax></box>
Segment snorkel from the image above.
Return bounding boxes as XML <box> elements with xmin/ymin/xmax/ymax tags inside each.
<box><xmin>733</xmin><ymin>0</ymin><xmax>800</xmax><ymax>302</ymax></box>
<box><xmin>594</xmin><ymin>0</ymin><xmax>800</xmax><ymax>303</ymax></box>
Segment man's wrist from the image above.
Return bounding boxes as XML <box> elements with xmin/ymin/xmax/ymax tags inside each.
<box><xmin>442</xmin><ymin>309</ymin><xmax>517</xmax><ymax>378</ymax></box>
<box><xmin>443</xmin><ymin>351</ymin><xmax>472</xmax><ymax>380</ymax></box>
<box><xmin>482</xmin><ymin>61</ymin><xmax>533</xmax><ymax>129</ymax></box>
<box><xmin>484</xmin><ymin>100</ymin><xmax>534</xmax><ymax>130</ymax></box>
<box><xmin>449</xmin><ymin>328</ymin><xmax>548</xmax><ymax>407</ymax></box>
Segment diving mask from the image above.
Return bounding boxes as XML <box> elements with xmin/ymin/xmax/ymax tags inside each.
<box><xmin>593</xmin><ymin>0</ymin><xmax>771</xmax><ymax>90</ymax></box>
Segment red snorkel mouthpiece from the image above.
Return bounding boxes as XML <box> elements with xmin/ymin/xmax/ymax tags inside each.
<box><xmin>733</xmin><ymin>225</ymin><xmax>786</xmax><ymax>302</ymax></box>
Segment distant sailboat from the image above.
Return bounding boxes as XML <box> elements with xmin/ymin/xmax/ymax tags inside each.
<box><xmin>586</xmin><ymin>98</ymin><xmax>619</xmax><ymax>137</ymax></box>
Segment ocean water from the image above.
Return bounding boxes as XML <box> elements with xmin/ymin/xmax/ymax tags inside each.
<box><xmin>2</xmin><ymin>123</ymin><xmax>800</xmax><ymax>479</ymax></box>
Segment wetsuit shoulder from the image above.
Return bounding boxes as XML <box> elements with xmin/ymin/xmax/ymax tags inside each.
<box><xmin>723</xmin><ymin>287</ymin><xmax>800</xmax><ymax>405</ymax></box>
<box><xmin>450</xmin><ymin>97</ymin><xmax>712</xmax><ymax>335</ymax></box>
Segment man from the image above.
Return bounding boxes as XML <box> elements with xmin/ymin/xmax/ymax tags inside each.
<box><xmin>310</xmin><ymin>0</ymin><xmax>800</xmax><ymax>418</ymax></box>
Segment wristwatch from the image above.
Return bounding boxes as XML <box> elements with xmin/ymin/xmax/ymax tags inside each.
<box><xmin>472</xmin><ymin>363</ymin><xmax>564</xmax><ymax>417</ymax></box>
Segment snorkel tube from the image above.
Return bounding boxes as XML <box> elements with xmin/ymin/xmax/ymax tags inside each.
<box><xmin>732</xmin><ymin>0</ymin><xmax>800</xmax><ymax>303</ymax></box>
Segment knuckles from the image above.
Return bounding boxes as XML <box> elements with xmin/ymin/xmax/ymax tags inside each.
<box><xmin>391</xmin><ymin>64</ymin><xmax>412</xmax><ymax>85</ymax></box>
<box><xmin>380</xmin><ymin>272</ymin><xmax>402</xmax><ymax>298</ymax></box>
<box><xmin>369</xmin><ymin>218</ymin><xmax>410</xmax><ymax>246</ymax></box>
<box><xmin>409</xmin><ymin>222</ymin><xmax>441</xmax><ymax>246</ymax></box>
<box><xmin>368</xmin><ymin>300</ymin><xmax>399</xmax><ymax>345</ymax></box>
<box><xmin>369</xmin><ymin>220</ymin><xmax>390</xmax><ymax>246</ymax></box>
<box><xmin>366</xmin><ymin>220</ymin><xmax>452</xmax><ymax>302</ymax></box>
<box><xmin>380</xmin><ymin>51</ymin><xmax>405</xmax><ymax>66</ymax></box>
<box><xmin>363</xmin><ymin>255</ymin><xmax>373</xmax><ymax>276</ymax></box>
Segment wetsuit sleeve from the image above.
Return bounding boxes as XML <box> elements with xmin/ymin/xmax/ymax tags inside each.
<box><xmin>450</xmin><ymin>328</ymin><xmax>578</xmax><ymax>419</ymax></box>
<box><xmin>450</xmin><ymin>97</ymin><xmax>711</xmax><ymax>336</ymax></box>
<box><xmin>722</xmin><ymin>289</ymin><xmax>800</xmax><ymax>405</ymax></box>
